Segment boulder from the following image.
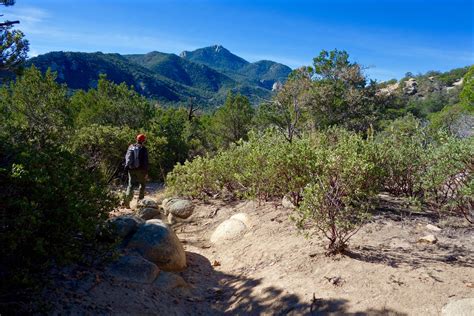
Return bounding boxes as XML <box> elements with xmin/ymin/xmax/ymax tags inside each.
<box><xmin>153</xmin><ymin>271</ymin><xmax>189</xmax><ymax>291</ymax></box>
<box><xmin>426</xmin><ymin>224</ymin><xmax>442</xmax><ymax>232</ymax></box>
<box><xmin>107</xmin><ymin>215</ymin><xmax>144</xmax><ymax>239</ymax></box>
<box><xmin>137</xmin><ymin>207</ymin><xmax>162</xmax><ymax>220</ymax></box>
<box><xmin>106</xmin><ymin>255</ymin><xmax>159</xmax><ymax>284</ymax></box>
<box><xmin>210</xmin><ymin>218</ymin><xmax>247</xmax><ymax>244</ymax></box>
<box><xmin>230</xmin><ymin>213</ymin><xmax>251</xmax><ymax>228</ymax></box>
<box><xmin>127</xmin><ymin>219</ymin><xmax>187</xmax><ymax>271</ymax></box>
<box><xmin>137</xmin><ymin>198</ymin><xmax>159</xmax><ymax>209</ymax></box>
<box><xmin>162</xmin><ymin>198</ymin><xmax>194</xmax><ymax>219</ymax></box>
<box><xmin>418</xmin><ymin>234</ymin><xmax>438</xmax><ymax>244</ymax></box>
<box><xmin>442</xmin><ymin>298</ymin><xmax>474</xmax><ymax>316</ymax></box>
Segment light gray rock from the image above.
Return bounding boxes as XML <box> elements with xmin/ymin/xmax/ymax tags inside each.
<box><xmin>137</xmin><ymin>207</ymin><xmax>162</xmax><ymax>220</ymax></box>
<box><xmin>127</xmin><ymin>219</ymin><xmax>187</xmax><ymax>271</ymax></box>
<box><xmin>418</xmin><ymin>234</ymin><xmax>438</xmax><ymax>244</ymax></box>
<box><xmin>153</xmin><ymin>271</ymin><xmax>189</xmax><ymax>291</ymax></box>
<box><xmin>210</xmin><ymin>218</ymin><xmax>247</xmax><ymax>244</ymax></box>
<box><xmin>442</xmin><ymin>298</ymin><xmax>474</xmax><ymax>316</ymax></box>
<box><xmin>282</xmin><ymin>195</ymin><xmax>296</xmax><ymax>209</ymax></box>
<box><xmin>107</xmin><ymin>215</ymin><xmax>144</xmax><ymax>239</ymax></box>
<box><xmin>426</xmin><ymin>224</ymin><xmax>442</xmax><ymax>232</ymax></box>
<box><xmin>404</xmin><ymin>78</ymin><xmax>418</xmax><ymax>95</ymax></box>
<box><xmin>230</xmin><ymin>213</ymin><xmax>251</xmax><ymax>228</ymax></box>
<box><xmin>137</xmin><ymin>198</ymin><xmax>159</xmax><ymax>209</ymax></box>
<box><xmin>106</xmin><ymin>255</ymin><xmax>159</xmax><ymax>284</ymax></box>
<box><xmin>163</xmin><ymin>198</ymin><xmax>194</xmax><ymax>219</ymax></box>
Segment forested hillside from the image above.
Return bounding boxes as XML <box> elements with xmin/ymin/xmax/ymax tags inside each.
<box><xmin>25</xmin><ymin>45</ymin><xmax>292</xmax><ymax>108</ymax></box>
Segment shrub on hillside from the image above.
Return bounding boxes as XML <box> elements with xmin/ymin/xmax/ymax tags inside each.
<box><xmin>376</xmin><ymin>114</ymin><xmax>429</xmax><ymax>197</ymax></box>
<box><xmin>0</xmin><ymin>141</ymin><xmax>116</xmax><ymax>288</ymax></box>
<box><xmin>294</xmin><ymin>129</ymin><xmax>380</xmax><ymax>254</ymax></box>
<box><xmin>421</xmin><ymin>136</ymin><xmax>474</xmax><ymax>223</ymax></box>
<box><xmin>166</xmin><ymin>129</ymin><xmax>326</xmax><ymax>204</ymax></box>
<box><xmin>69</xmin><ymin>124</ymin><xmax>136</xmax><ymax>183</ymax></box>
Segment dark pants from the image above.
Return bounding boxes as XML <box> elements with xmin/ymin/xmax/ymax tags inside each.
<box><xmin>124</xmin><ymin>169</ymin><xmax>146</xmax><ymax>205</ymax></box>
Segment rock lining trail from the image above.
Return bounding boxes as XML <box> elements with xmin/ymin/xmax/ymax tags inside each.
<box><xmin>41</xmin><ymin>185</ymin><xmax>473</xmax><ymax>315</ymax></box>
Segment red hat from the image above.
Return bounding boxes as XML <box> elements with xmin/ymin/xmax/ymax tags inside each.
<box><xmin>136</xmin><ymin>134</ymin><xmax>146</xmax><ymax>143</ymax></box>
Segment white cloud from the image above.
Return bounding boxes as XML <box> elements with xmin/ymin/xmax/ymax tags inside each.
<box><xmin>4</xmin><ymin>6</ymin><xmax>49</xmax><ymax>28</ymax></box>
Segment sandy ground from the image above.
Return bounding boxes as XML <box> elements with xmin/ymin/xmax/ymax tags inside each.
<box><xmin>39</xmin><ymin>186</ymin><xmax>473</xmax><ymax>315</ymax></box>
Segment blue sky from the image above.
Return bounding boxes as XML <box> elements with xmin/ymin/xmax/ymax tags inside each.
<box><xmin>3</xmin><ymin>0</ymin><xmax>473</xmax><ymax>81</ymax></box>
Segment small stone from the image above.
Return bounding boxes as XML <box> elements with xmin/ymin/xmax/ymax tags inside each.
<box><xmin>426</xmin><ymin>224</ymin><xmax>442</xmax><ymax>232</ymax></box>
<box><xmin>210</xmin><ymin>218</ymin><xmax>247</xmax><ymax>244</ymax></box>
<box><xmin>107</xmin><ymin>215</ymin><xmax>144</xmax><ymax>239</ymax></box>
<box><xmin>282</xmin><ymin>195</ymin><xmax>296</xmax><ymax>209</ymax></box>
<box><xmin>137</xmin><ymin>198</ymin><xmax>159</xmax><ymax>209</ymax></box>
<box><xmin>418</xmin><ymin>234</ymin><xmax>438</xmax><ymax>244</ymax></box>
<box><xmin>137</xmin><ymin>207</ymin><xmax>162</xmax><ymax>220</ymax></box>
<box><xmin>106</xmin><ymin>255</ymin><xmax>159</xmax><ymax>284</ymax></box>
<box><xmin>163</xmin><ymin>198</ymin><xmax>194</xmax><ymax>219</ymax></box>
<box><xmin>153</xmin><ymin>271</ymin><xmax>188</xmax><ymax>291</ymax></box>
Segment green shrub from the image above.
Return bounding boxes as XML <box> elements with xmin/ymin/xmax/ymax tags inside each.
<box><xmin>166</xmin><ymin>129</ymin><xmax>323</xmax><ymax>203</ymax></box>
<box><xmin>421</xmin><ymin>136</ymin><xmax>473</xmax><ymax>222</ymax></box>
<box><xmin>166</xmin><ymin>155</ymin><xmax>221</xmax><ymax>199</ymax></box>
<box><xmin>71</xmin><ymin>75</ymin><xmax>155</xmax><ymax>129</ymax></box>
<box><xmin>0</xmin><ymin>66</ymin><xmax>72</xmax><ymax>147</ymax></box>
<box><xmin>69</xmin><ymin>125</ymin><xmax>168</xmax><ymax>182</ymax></box>
<box><xmin>0</xmin><ymin>141</ymin><xmax>117</xmax><ymax>288</ymax></box>
<box><xmin>69</xmin><ymin>124</ymin><xmax>136</xmax><ymax>183</ymax></box>
<box><xmin>294</xmin><ymin>129</ymin><xmax>380</xmax><ymax>254</ymax></box>
<box><xmin>376</xmin><ymin>114</ymin><xmax>429</xmax><ymax>197</ymax></box>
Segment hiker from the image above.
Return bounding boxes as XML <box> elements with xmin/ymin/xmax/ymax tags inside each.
<box><xmin>123</xmin><ymin>134</ymin><xmax>149</xmax><ymax>208</ymax></box>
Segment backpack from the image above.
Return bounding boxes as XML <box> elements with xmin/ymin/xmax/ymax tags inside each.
<box><xmin>125</xmin><ymin>144</ymin><xmax>141</xmax><ymax>169</ymax></box>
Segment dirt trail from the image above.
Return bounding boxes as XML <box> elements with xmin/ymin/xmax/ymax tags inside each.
<box><xmin>41</xmin><ymin>188</ymin><xmax>473</xmax><ymax>315</ymax></box>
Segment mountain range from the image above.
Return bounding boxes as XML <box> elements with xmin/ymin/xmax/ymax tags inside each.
<box><xmin>27</xmin><ymin>45</ymin><xmax>292</xmax><ymax>108</ymax></box>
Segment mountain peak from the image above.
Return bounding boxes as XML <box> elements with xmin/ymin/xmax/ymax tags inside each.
<box><xmin>213</xmin><ymin>44</ymin><xmax>224</xmax><ymax>52</ymax></box>
<box><xmin>180</xmin><ymin>45</ymin><xmax>249</xmax><ymax>72</ymax></box>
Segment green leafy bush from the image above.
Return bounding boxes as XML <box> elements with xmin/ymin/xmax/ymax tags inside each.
<box><xmin>71</xmin><ymin>74</ymin><xmax>155</xmax><ymax>129</ymax></box>
<box><xmin>0</xmin><ymin>141</ymin><xmax>117</xmax><ymax>288</ymax></box>
<box><xmin>0</xmin><ymin>66</ymin><xmax>72</xmax><ymax>147</ymax></box>
<box><xmin>69</xmin><ymin>124</ymin><xmax>136</xmax><ymax>183</ymax></box>
<box><xmin>294</xmin><ymin>129</ymin><xmax>380</xmax><ymax>254</ymax></box>
<box><xmin>421</xmin><ymin>137</ymin><xmax>474</xmax><ymax>223</ymax></box>
<box><xmin>376</xmin><ymin>114</ymin><xmax>429</xmax><ymax>197</ymax></box>
<box><xmin>166</xmin><ymin>129</ymin><xmax>321</xmax><ymax>202</ymax></box>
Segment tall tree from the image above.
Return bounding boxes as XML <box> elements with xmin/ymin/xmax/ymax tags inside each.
<box><xmin>255</xmin><ymin>67</ymin><xmax>314</xmax><ymax>142</ymax></box>
<box><xmin>1</xmin><ymin>66</ymin><xmax>71</xmax><ymax>147</ymax></box>
<box><xmin>71</xmin><ymin>74</ymin><xmax>155</xmax><ymax>129</ymax></box>
<box><xmin>213</xmin><ymin>92</ymin><xmax>254</xmax><ymax>147</ymax></box>
<box><xmin>1</xmin><ymin>0</ymin><xmax>29</xmax><ymax>75</ymax></box>
<box><xmin>310</xmin><ymin>49</ymin><xmax>380</xmax><ymax>132</ymax></box>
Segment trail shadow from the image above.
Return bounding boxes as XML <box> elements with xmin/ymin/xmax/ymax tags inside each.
<box><xmin>373</xmin><ymin>194</ymin><xmax>439</xmax><ymax>221</ymax></box>
<box><xmin>177</xmin><ymin>251</ymin><xmax>407</xmax><ymax>315</ymax></box>
<box><xmin>345</xmin><ymin>243</ymin><xmax>473</xmax><ymax>269</ymax></box>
